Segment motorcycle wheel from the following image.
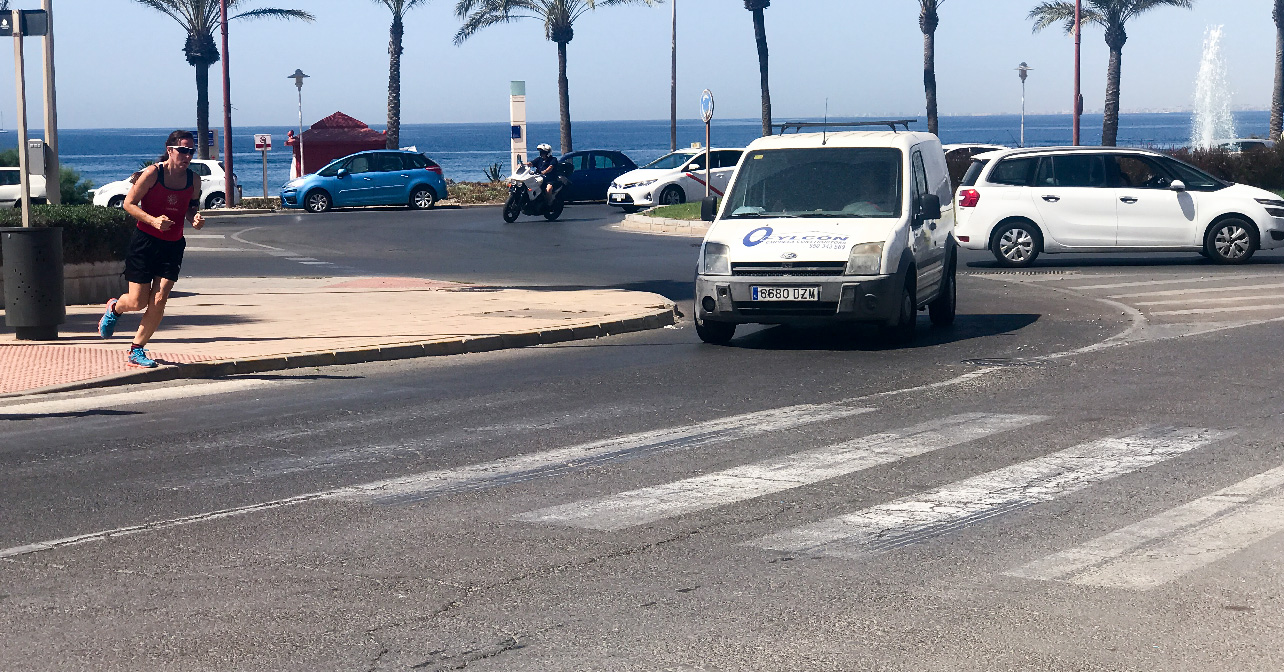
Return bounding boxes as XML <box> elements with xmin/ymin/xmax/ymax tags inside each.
<box><xmin>502</xmin><ymin>193</ymin><xmax>522</xmax><ymax>223</ymax></box>
<box><xmin>544</xmin><ymin>197</ymin><xmax>565</xmax><ymax>221</ymax></box>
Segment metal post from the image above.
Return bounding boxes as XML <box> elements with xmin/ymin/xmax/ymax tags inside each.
<box><xmin>704</xmin><ymin>122</ymin><xmax>711</xmax><ymax>199</ymax></box>
<box><xmin>290</xmin><ymin>69</ymin><xmax>308</xmax><ymax>178</ymax></box>
<box><xmin>262</xmin><ymin>147</ymin><xmax>268</xmax><ymax>198</ymax></box>
<box><xmin>1073</xmin><ymin>0</ymin><xmax>1082</xmax><ymax>146</ymax></box>
<box><xmin>13</xmin><ymin>11</ymin><xmax>30</xmax><ymax>228</ymax></box>
<box><xmin>670</xmin><ymin>0</ymin><xmax>677</xmax><ymax>152</ymax></box>
<box><xmin>40</xmin><ymin>0</ymin><xmax>58</xmax><ymax>205</ymax></box>
<box><xmin>219</xmin><ymin>0</ymin><xmax>233</xmax><ymax>207</ymax></box>
<box><xmin>1017</xmin><ymin>62</ymin><xmax>1032</xmax><ymax>148</ymax></box>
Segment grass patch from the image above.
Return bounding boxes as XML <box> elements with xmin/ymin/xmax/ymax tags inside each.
<box><xmin>444</xmin><ymin>180</ymin><xmax>508</xmax><ymax>205</ymax></box>
<box><xmin>1275</xmin><ymin>190</ymin><xmax>1284</xmax><ymax>200</ymax></box>
<box><xmin>647</xmin><ymin>202</ymin><xmax>703</xmax><ymax>220</ymax></box>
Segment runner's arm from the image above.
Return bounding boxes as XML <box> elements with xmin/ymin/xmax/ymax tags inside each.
<box><xmin>123</xmin><ymin>166</ymin><xmax>167</xmax><ymax>230</ymax></box>
<box><xmin>188</xmin><ymin>174</ymin><xmax>205</xmax><ymax>229</ymax></box>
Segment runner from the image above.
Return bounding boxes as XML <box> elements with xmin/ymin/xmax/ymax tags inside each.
<box><xmin>97</xmin><ymin>130</ymin><xmax>205</xmax><ymax>367</ymax></box>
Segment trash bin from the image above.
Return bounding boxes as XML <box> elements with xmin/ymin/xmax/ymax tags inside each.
<box><xmin>1</xmin><ymin>226</ymin><xmax>65</xmax><ymax>340</ymax></box>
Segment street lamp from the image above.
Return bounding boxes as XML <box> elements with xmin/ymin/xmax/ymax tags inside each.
<box><xmin>289</xmin><ymin>68</ymin><xmax>308</xmax><ymax>177</ymax></box>
<box><xmin>1017</xmin><ymin>62</ymin><xmax>1033</xmax><ymax>148</ymax></box>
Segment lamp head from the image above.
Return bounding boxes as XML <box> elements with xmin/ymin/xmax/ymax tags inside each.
<box><xmin>289</xmin><ymin>68</ymin><xmax>309</xmax><ymax>90</ymax></box>
<box><xmin>1017</xmin><ymin>62</ymin><xmax>1032</xmax><ymax>83</ymax></box>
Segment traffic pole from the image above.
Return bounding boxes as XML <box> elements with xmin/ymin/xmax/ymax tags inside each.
<box><xmin>12</xmin><ymin>10</ymin><xmax>30</xmax><ymax>228</ymax></box>
<box><xmin>262</xmin><ymin>146</ymin><xmax>268</xmax><ymax>198</ymax></box>
<box><xmin>220</xmin><ymin>0</ymin><xmax>234</xmax><ymax>206</ymax></box>
<box><xmin>1073</xmin><ymin>0</ymin><xmax>1082</xmax><ymax>146</ymax></box>
<box><xmin>40</xmin><ymin>0</ymin><xmax>58</xmax><ymax>205</ymax></box>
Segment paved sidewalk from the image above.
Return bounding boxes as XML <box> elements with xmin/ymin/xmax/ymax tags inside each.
<box><xmin>0</xmin><ymin>276</ymin><xmax>675</xmax><ymax>396</ymax></box>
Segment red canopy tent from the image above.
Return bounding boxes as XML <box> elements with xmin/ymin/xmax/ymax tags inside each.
<box><xmin>285</xmin><ymin>111</ymin><xmax>387</xmax><ymax>178</ymax></box>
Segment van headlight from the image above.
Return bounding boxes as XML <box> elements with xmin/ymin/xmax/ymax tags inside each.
<box><xmin>699</xmin><ymin>242</ymin><xmax>731</xmax><ymax>275</ymax></box>
<box><xmin>844</xmin><ymin>242</ymin><xmax>883</xmax><ymax>275</ymax></box>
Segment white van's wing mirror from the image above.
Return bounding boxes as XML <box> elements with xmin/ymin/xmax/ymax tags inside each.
<box><xmin>1169</xmin><ymin>180</ymin><xmax>1187</xmax><ymax>192</ymax></box>
<box><xmin>700</xmin><ymin>197</ymin><xmax>719</xmax><ymax>222</ymax></box>
<box><xmin>916</xmin><ymin>194</ymin><xmax>942</xmax><ymax>222</ymax></box>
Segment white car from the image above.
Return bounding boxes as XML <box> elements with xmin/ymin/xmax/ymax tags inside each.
<box><xmin>954</xmin><ymin>147</ymin><xmax>1284</xmax><ymax>266</ymax></box>
<box><xmin>91</xmin><ymin>159</ymin><xmax>240</xmax><ymax>210</ymax></box>
<box><xmin>694</xmin><ymin>130</ymin><xmax>956</xmax><ymax>345</ymax></box>
<box><xmin>607</xmin><ymin>147</ymin><xmax>744</xmax><ymax>212</ymax></box>
<box><xmin>0</xmin><ymin>167</ymin><xmax>47</xmax><ymax>207</ymax></box>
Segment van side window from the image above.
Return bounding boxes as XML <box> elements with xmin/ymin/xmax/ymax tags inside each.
<box><xmin>1038</xmin><ymin>155</ymin><xmax>1107</xmax><ymax>188</ymax></box>
<box><xmin>911</xmin><ymin>152</ymin><xmax>929</xmax><ymax>205</ymax></box>
<box><xmin>988</xmin><ymin>157</ymin><xmax>1037</xmax><ymax>186</ymax></box>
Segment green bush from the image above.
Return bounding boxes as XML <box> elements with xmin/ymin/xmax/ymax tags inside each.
<box><xmin>0</xmin><ymin>205</ymin><xmax>135</xmax><ymax>265</ymax></box>
<box><xmin>445</xmin><ymin>180</ymin><xmax>509</xmax><ymax>204</ymax></box>
<box><xmin>1165</xmin><ymin>144</ymin><xmax>1284</xmax><ymax>192</ymax></box>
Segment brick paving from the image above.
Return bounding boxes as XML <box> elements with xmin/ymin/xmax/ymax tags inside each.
<box><xmin>1</xmin><ymin>276</ymin><xmax>673</xmax><ymax>395</ymax></box>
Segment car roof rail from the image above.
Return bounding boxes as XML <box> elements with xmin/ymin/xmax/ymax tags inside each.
<box><xmin>772</xmin><ymin>119</ymin><xmax>916</xmax><ymax>135</ymax></box>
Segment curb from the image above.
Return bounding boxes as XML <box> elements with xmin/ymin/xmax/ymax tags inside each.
<box><xmin>4</xmin><ymin>306</ymin><xmax>676</xmax><ymax>398</ymax></box>
<box><xmin>615</xmin><ymin>213</ymin><xmax>709</xmax><ymax>238</ymax></box>
<box><xmin>201</xmin><ymin>208</ymin><xmax>278</xmax><ymax>218</ymax></box>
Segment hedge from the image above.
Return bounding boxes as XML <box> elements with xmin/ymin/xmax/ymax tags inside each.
<box><xmin>1164</xmin><ymin>144</ymin><xmax>1284</xmax><ymax>192</ymax></box>
<box><xmin>0</xmin><ymin>205</ymin><xmax>135</xmax><ymax>265</ymax></box>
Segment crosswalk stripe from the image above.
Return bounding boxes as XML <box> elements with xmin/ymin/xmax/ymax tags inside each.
<box><xmin>1133</xmin><ymin>294</ymin><xmax>1284</xmax><ymax>307</ymax></box>
<box><xmin>1006</xmin><ymin>464</ymin><xmax>1284</xmax><ymax>590</ymax></box>
<box><xmin>1069</xmin><ymin>274</ymin><xmax>1270</xmax><ymax>291</ymax></box>
<box><xmin>1110</xmin><ymin>281</ymin><xmax>1284</xmax><ymax>300</ymax></box>
<box><xmin>1149</xmin><ymin>304</ymin><xmax>1284</xmax><ymax>316</ymax></box>
<box><xmin>514</xmin><ymin>413</ymin><xmax>1044</xmax><ymax>531</ymax></box>
<box><xmin>752</xmin><ymin>427</ymin><xmax>1231</xmax><ymax>558</ymax></box>
<box><xmin>335</xmin><ymin>403</ymin><xmax>876</xmax><ymax>504</ymax></box>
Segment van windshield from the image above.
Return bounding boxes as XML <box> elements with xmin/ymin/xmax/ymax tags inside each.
<box><xmin>722</xmin><ymin>148</ymin><xmax>903</xmax><ymax>219</ymax></box>
<box><xmin>643</xmin><ymin>152</ymin><xmax>698</xmax><ymax>170</ymax></box>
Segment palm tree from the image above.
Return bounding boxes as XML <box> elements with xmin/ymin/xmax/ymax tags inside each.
<box><xmin>131</xmin><ymin>1</ymin><xmax>315</xmax><ymax>159</ymax></box>
<box><xmin>920</xmin><ymin>0</ymin><xmax>943</xmax><ymax>136</ymax></box>
<box><xmin>745</xmin><ymin>0</ymin><xmax>771</xmax><ymax>137</ymax></box>
<box><xmin>1273</xmin><ymin>0</ymin><xmax>1283</xmax><ymax>139</ymax></box>
<box><xmin>1030</xmin><ymin>0</ymin><xmax>1192</xmax><ymax>147</ymax></box>
<box><xmin>454</xmin><ymin>0</ymin><xmax>657</xmax><ymax>155</ymax></box>
<box><xmin>373</xmin><ymin>1</ymin><xmax>432</xmax><ymax>150</ymax></box>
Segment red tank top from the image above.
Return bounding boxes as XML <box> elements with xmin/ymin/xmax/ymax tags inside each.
<box><xmin>136</xmin><ymin>165</ymin><xmax>195</xmax><ymax>242</ymax></box>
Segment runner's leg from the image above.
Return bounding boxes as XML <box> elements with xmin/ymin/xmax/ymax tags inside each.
<box><xmin>113</xmin><ymin>282</ymin><xmax>153</xmax><ymax>313</ymax></box>
<box><xmin>133</xmin><ymin>277</ymin><xmax>175</xmax><ymax>347</ymax></box>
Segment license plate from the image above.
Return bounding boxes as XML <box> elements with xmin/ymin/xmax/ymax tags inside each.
<box><xmin>610</xmin><ymin>194</ymin><xmax>626</xmax><ymax>202</ymax></box>
<box><xmin>751</xmin><ymin>286</ymin><xmax>819</xmax><ymax>301</ymax></box>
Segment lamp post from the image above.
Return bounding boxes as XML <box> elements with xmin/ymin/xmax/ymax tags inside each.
<box><xmin>670</xmin><ymin>0</ymin><xmax>677</xmax><ymax>152</ymax></box>
<box><xmin>289</xmin><ymin>69</ymin><xmax>308</xmax><ymax>177</ymax></box>
<box><xmin>1073</xmin><ymin>0</ymin><xmax>1082</xmax><ymax>146</ymax></box>
<box><xmin>1017</xmin><ymin>62</ymin><xmax>1033</xmax><ymax>148</ymax></box>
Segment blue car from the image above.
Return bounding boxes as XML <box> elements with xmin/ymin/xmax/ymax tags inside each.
<box><xmin>281</xmin><ymin>149</ymin><xmax>449</xmax><ymax>213</ymax></box>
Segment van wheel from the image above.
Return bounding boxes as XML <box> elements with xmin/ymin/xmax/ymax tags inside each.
<box><xmin>991</xmin><ymin>221</ymin><xmax>1040</xmax><ymax>267</ymax></box>
<box><xmin>1205</xmin><ymin>218</ymin><xmax>1258</xmax><ymax>264</ymax></box>
<box><xmin>409</xmin><ymin>186</ymin><xmax>437</xmax><ymax>210</ymax></box>
<box><xmin>880</xmin><ymin>279</ymin><xmax>917</xmax><ymax>345</ymax></box>
<box><xmin>107</xmin><ymin>195</ymin><xmax>125</xmax><ymax>209</ymax></box>
<box><xmin>659</xmin><ymin>186</ymin><xmax>685</xmax><ymax>206</ymax></box>
<box><xmin>929</xmin><ymin>258</ymin><xmax>957</xmax><ymax>327</ymax></box>
<box><xmin>695</xmin><ymin>317</ymin><xmax>736</xmax><ymax>345</ymax></box>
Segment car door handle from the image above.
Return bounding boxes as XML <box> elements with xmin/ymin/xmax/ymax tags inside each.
<box><xmin>1042</xmin><ymin>195</ymin><xmax>1060</xmax><ymax>202</ymax></box>
<box><xmin>1120</xmin><ymin>196</ymin><xmax>1138</xmax><ymax>204</ymax></box>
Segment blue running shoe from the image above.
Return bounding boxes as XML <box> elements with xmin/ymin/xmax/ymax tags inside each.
<box><xmin>98</xmin><ymin>298</ymin><xmax>119</xmax><ymax>339</ymax></box>
<box><xmin>127</xmin><ymin>347</ymin><xmax>157</xmax><ymax>368</ymax></box>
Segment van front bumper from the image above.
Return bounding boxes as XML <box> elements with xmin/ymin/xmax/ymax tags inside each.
<box><xmin>695</xmin><ymin>274</ymin><xmax>902</xmax><ymax>326</ymax></box>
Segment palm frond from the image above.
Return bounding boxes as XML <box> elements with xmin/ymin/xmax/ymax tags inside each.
<box><xmin>131</xmin><ymin>0</ymin><xmax>198</xmax><ymax>29</ymax></box>
<box><xmin>229</xmin><ymin>8</ymin><xmax>315</xmax><ymax>22</ymax></box>
<box><xmin>1029</xmin><ymin>0</ymin><xmax>1104</xmax><ymax>33</ymax></box>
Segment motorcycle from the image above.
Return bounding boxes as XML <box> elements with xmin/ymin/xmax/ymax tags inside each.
<box><xmin>503</xmin><ymin>164</ymin><xmax>568</xmax><ymax>223</ymax></box>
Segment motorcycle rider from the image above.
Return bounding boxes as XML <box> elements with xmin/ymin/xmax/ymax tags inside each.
<box><xmin>526</xmin><ymin>143</ymin><xmax>559</xmax><ymax>207</ymax></box>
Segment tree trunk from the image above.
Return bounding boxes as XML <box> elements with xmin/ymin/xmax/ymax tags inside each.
<box><xmin>558</xmin><ymin>40</ymin><xmax>572</xmax><ymax>154</ymax></box>
<box><xmin>1102</xmin><ymin>45</ymin><xmax>1123</xmax><ymax>147</ymax></box>
<box><xmin>923</xmin><ymin>28</ymin><xmax>938</xmax><ymax>136</ymax></box>
<box><xmin>387</xmin><ymin>14</ymin><xmax>403</xmax><ymax>150</ymax></box>
<box><xmin>195</xmin><ymin>62</ymin><xmax>211</xmax><ymax>160</ymax></box>
<box><xmin>752</xmin><ymin>8</ymin><xmax>771</xmax><ymax>137</ymax></box>
<box><xmin>1272</xmin><ymin>0</ymin><xmax>1283</xmax><ymax>139</ymax></box>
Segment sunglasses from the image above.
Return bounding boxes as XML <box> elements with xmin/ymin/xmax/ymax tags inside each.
<box><xmin>168</xmin><ymin>146</ymin><xmax>197</xmax><ymax>156</ymax></box>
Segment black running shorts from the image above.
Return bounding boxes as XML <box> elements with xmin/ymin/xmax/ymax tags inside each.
<box><xmin>124</xmin><ymin>229</ymin><xmax>186</xmax><ymax>284</ymax></box>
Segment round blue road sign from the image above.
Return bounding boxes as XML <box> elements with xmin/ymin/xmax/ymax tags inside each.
<box><xmin>700</xmin><ymin>90</ymin><xmax>715</xmax><ymax>124</ymax></box>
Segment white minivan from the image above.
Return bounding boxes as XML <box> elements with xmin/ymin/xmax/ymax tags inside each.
<box><xmin>694</xmin><ymin>130</ymin><xmax>957</xmax><ymax>345</ymax></box>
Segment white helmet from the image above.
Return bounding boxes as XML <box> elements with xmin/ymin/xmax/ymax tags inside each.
<box><xmin>537</xmin><ymin>143</ymin><xmax>552</xmax><ymax>154</ymax></box>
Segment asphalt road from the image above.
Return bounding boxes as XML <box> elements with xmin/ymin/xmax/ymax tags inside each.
<box><xmin>5</xmin><ymin>204</ymin><xmax>1284</xmax><ymax>671</ymax></box>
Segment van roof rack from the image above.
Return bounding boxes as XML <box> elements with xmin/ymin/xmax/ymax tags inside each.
<box><xmin>773</xmin><ymin>119</ymin><xmax>916</xmax><ymax>135</ymax></box>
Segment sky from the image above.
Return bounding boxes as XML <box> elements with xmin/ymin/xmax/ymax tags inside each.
<box><xmin>0</xmin><ymin>0</ymin><xmax>1277</xmax><ymax>129</ymax></box>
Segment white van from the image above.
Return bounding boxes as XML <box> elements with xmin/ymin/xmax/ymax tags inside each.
<box><xmin>694</xmin><ymin>130</ymin><xmax>957</xmax><ymax>345</ymax></box>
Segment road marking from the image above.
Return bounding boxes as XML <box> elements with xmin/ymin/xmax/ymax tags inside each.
<box><xmin>514</xmin><ymin>413</ymin><xmax>1043</xmax><ymax>530</ymax></box>
<box><xmin>1110</xmin><ymin>281</ymin><xmax>1284</xmax><ymax>299</ymax></box>
<box><xmin>287</xmin><ymin>257</ymin><xmax>318</xmax><ymax>262</ymax></box>
<box><xmin>1068</xmin><ymin>274</ymin><xmax>1270</xmax><ymax>291</ymax></box>
<box><xmin>0</xmin><ymin>402</ymin><xmax>875</xmax><ymax>558</ymax></box>
<box><xmin>1132</xmin><ymin>294</ymin><xmax>1284</xmax><ymax>307</ymax></box>
<box><xmin>184</xmin><ymin>234</ymin><xmax>227</xmax><ymax>239</ymax></box>
<box><xmin>1006</xmin><ymin>464</ymin><xmax>1284</xmax><ymax>590</ymax></box>
<box><xmin>1148</xmin><ymin>304</ymin><xmax>1284</xmax><ymax>316</ymax></box>
<box><xmin>184</xmin><ymin>247</ymin><xmax>258</xmax><ymax>252</ymax></box>
<box><xmin>752</xmin><ymin>427</ymin><xmax>1230</xmax><ymax>558</ymax></box>
<box><xmin>298</xmin><ymin>261</ymin><xmax>332</xmax><ymax>265</ymax></box>
<box><xmin>0</xmin><ymin>378</ymin><xmax>286</xmax><ymax>418</ymax></box>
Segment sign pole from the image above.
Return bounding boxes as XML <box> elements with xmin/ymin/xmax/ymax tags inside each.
<box><xmin>700</xmin><ymin>89</ymin><xmax>714</xmax><ymax>200</ymax></box>
<box><xmin>255</xmin><ymin>133</ymin><xmax>272</xmax><ymax>198</ymax></box>
<box><xmin>261</xmin><ymin>147</ymin><xmax>267</xmax><ymax>198</ymax></box>
<box><xmin>1073</xmin><ymin>0</ymin><xmax>1082</xmax><ymax>146</ymax></box>
<box><xmin>40</xmin><ymin>0</ymin><xmax>58</xmax><ymax>205</ymax></box>
<box><xmin>219</xmin><ymin>0</ymin><xmax>234</xmax><ymax>206</ymax></box>
<box><xmin>12</xmin><ymin>10</ymin><xmax>30</xmax><ymax>228</ymax></box>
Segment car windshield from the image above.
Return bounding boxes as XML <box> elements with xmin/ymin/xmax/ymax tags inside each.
<box><xmin>317</xmin><ymin>159</ymin><xmax>345</xmax><ymax>177</ymax></box>
<box><xmin>643</xmin><ymin>152</ymin><xmax>698</xmax><ymax>170</ymax></box>
<box><xmin>721</xmin><ymin>148</ymin><xmax>903</xmax><ymax>219</ymax></box>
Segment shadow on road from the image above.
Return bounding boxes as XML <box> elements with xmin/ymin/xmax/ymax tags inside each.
<box><xmin>726</xmin><ymin>313</ymin><xmax>1042</xmax><ymax>352</ymax></box>
<box><xmin>964</xmin><ymin>254</ymin><xmax>1284</xmax><ymax>270</ymax></box>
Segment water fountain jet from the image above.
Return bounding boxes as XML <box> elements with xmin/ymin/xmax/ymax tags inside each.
<box><xmin>1191</xmin><ymin>26</ymin><xmax>1236</xmax><ymax>149</ymax></box>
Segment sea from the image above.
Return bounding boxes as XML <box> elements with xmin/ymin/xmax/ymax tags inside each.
<box><xmin>0</xmin><ymin>111</ymin><xmax>1271</xmax><ymax>197</ymax></box>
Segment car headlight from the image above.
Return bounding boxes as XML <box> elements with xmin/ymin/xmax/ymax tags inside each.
<box><xmin>1256</xmin><ymin>198</ymin><xmax>1284</xmax><ymax>218</ymax></box>
<box><xmin>285</xmin><ymin>179</ymin><xmax>304</xmax><ymax>189</ymax></box>
<box><xmin>624</xmin><ymin>179</ymin><xmax>657</xmax><ymax>189</ymax></box>
<box><xmin>699</xmin><ymin>242</ymin><xmax>731</xmax><ymax>275</ymax></box>
<box><xmin>844</xmin><ymin>242</ymin><xmax>883</xmax><ymax>275</ymax></box>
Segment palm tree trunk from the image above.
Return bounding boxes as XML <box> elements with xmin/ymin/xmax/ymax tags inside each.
<box><xmin>558</xmin><ymin>40</ymin><xmax>572</xmax><ymax>154</ymax></box>
<box><xmin>1102</xmin><ymin>46</ymin><xmax>1123</xmax><ymax>147</ymax></box>
<box><xmin>386</xmin><ymin>13</ymin><xmax>404</xmax><ymax>150</ymax></box>
<box><xmin>1272</xmin><ymin>0</ymin><xmax>1283</xmax><ymax>140</ymax></box>
<box><xmin>195</xmin><ymin>62</ymin><xmax>211</xmax><ymax>160</ymax></box>
<box><xmin>752</xmin><ymin>8</ymin><xmax>771</xmax><ymax>137</ymax></box>
<box><xmin>923</xmin><ymin>28</ymin><xmax>938</xmax><ymax>136</ymax></box>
